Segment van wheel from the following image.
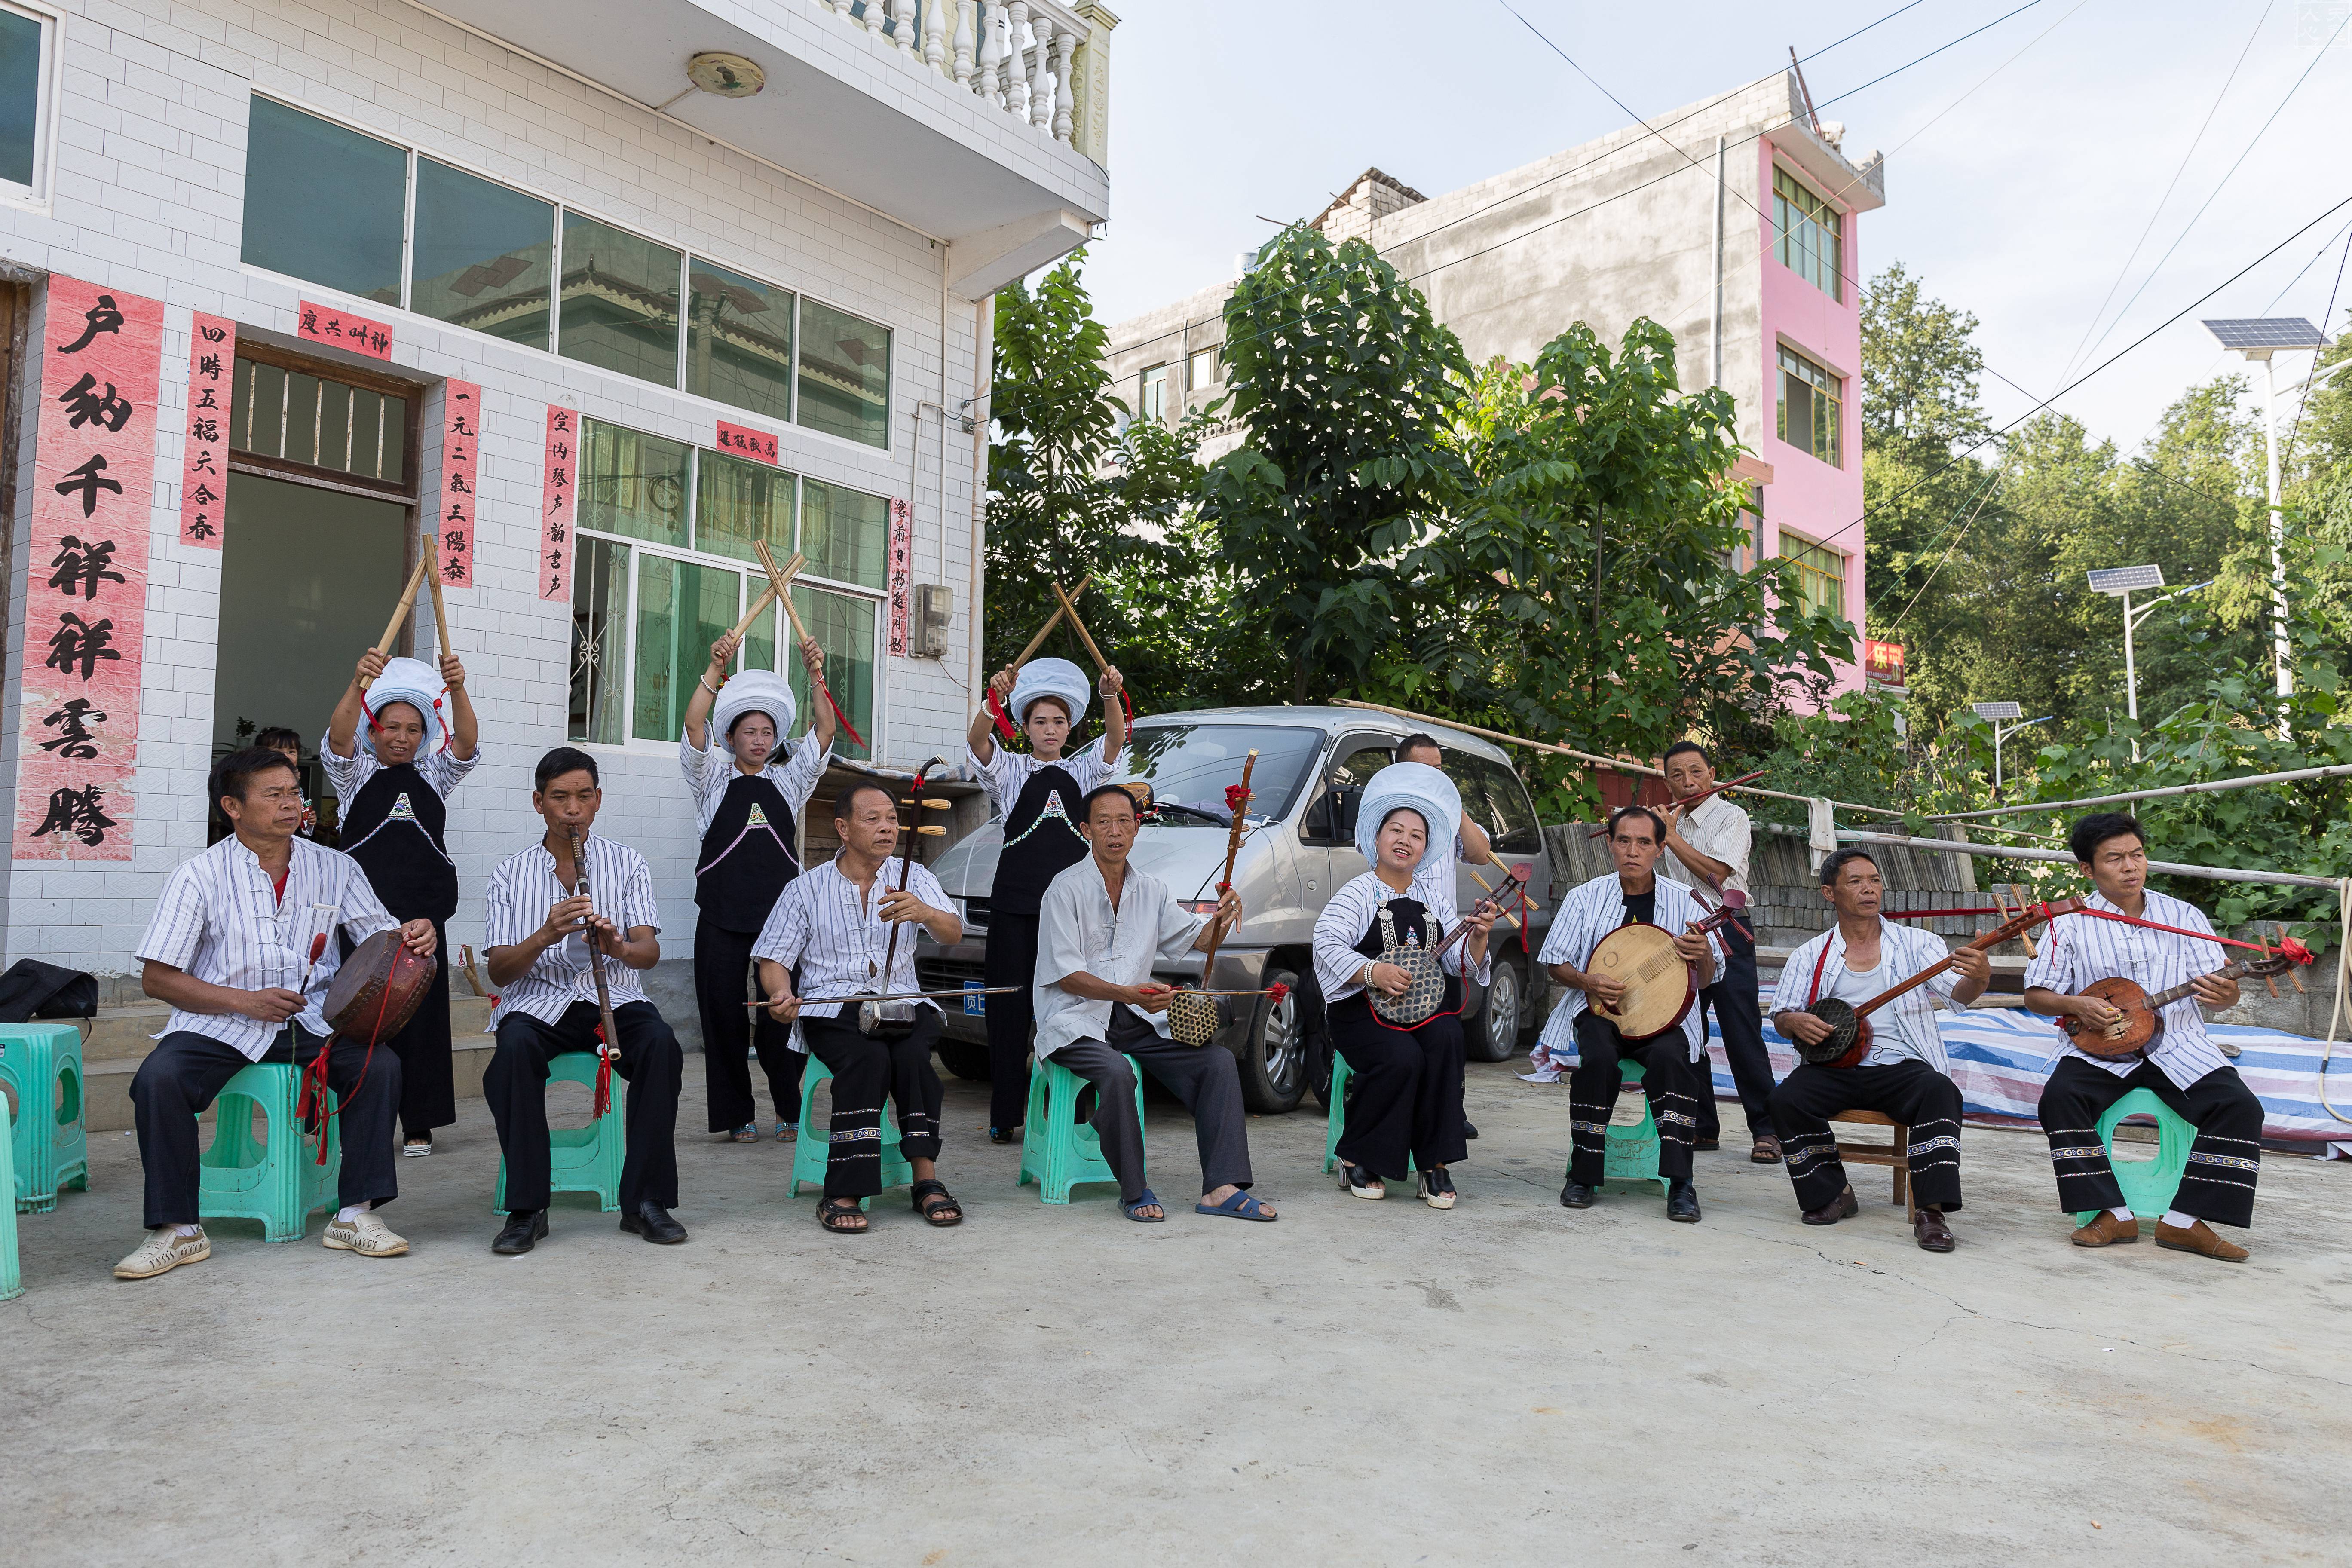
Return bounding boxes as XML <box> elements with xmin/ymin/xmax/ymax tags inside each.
<box><xmin>936</xmin><ymin>1041</ymin><xmax>992</xmax><ymax>1081</ymax></box>
<box><xmin>1238</xmin><ymin>968</ymin><xmax>1307</xmax><ymax>1115</ymax></box>
<box><xmin>1467</xmin><ymin>958</ymin><xmax>1526</xmax><ymax>1063</ymax></box>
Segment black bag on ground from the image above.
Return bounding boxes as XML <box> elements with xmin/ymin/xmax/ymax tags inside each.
<box><xmin>0</xmin><ymin>959</ymin><xmax>99</xmax><ymax>1023</ymax></box>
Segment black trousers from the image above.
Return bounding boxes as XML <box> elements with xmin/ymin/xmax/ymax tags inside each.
<box><xmin>983</xmin><ymin>910</ymin><xmax>1043</xmax><ymax>1131</ymax></box>
<box><xmin>1566</xmin><ymin>1011</ymin><xmax>1704</xmax><ymax>1186</ymax></box>
<box><xmin>801</xmin><ymin>1011</ymin><xmax>946</xmax><ymax>1198</ymax></box>
<box><xmin>130</xmin><ymin>1027</ymin><xmax>401</xmax><ymax>1229</ymax></box>
<box><xmin>340</xmin><ymin>921</ymin><xmax>455</xmax><ymax>1138</ymax></box>
<box><xmin>487</xmin><ymin>1000</ymin><xmax>681</xmax><ymax>1214</ymax></box>
<box><xmin>1770</xmin><ymin>1059</ymin><xmax>1964</xmax><ymax>1212</ymax></box>
<box><xmin>1329</xmin><ymin>993</ymin><xmax>1468</xmax><ymax>1180</ymax></box>
<box><xmin>1693</xmin><ymin>927</ymin><xmax>1776</xmax><ymax>1142</ymax></box>
<box><xmin>694</xmin><ymin>919</ymin><xmax>805</xmax><ymax>1130</ymax></box>
<box><xmin>1058</xmin><ymin>1006</ymin><xmax>1256</xmax><ymax>1201</ymax></box>
<box><xmin>2037</xmin><ymin>1055</ymin><xmax>2262</xmax><ymax>1228</ymax></box>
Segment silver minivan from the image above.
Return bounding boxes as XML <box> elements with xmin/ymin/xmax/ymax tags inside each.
<box><xmin>915</xmin><ymin>706</ymin><xmax>1556</xmax><ymax>1115</ymax></box>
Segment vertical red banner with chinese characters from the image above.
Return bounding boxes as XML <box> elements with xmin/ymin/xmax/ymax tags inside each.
<box><xmin>438</xmin><ymin>380</ymin><xmax>480</xmax><ymax>588</ymax></box>
<box><xmin>885</xmin><ymin>497</ymin><xmax>913</xmax><ymax>657</ymax></box>
<box><xmin>16</xmin><ymin>277</ymin><xmax>164</xmax><ymax>861</ymax></box>
<box><xmin>177</xmin><ymin>312</ymin><xmax>232</xmax><ymax>549</ymax></box>
<box><xmin>540</xmin><ymin>405</ymin><xmax>576</xmax><ymax>602</ymax></box>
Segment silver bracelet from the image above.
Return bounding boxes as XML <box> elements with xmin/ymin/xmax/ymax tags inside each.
<box><xmin>699</xmin><ymin>674</ymin><xmax>721</xmax><ymax>695</ymax></box>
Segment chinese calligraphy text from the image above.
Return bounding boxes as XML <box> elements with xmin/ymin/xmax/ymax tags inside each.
<box><xmin>439</xmin><ymin>380</ymin><xmax>481</xmax><ymax>588</ymax></box>
<box><xmin>178</xmin><ymin>312</ymin><xmax>233</xmax><ymax>549</ymax></box>
<box><xmin>296</xmin><ymin>300</ymin><xmax>394</xmax><ymax>361</ymax></box>
<box><xmin>540</xmin><ymin>405</ymin><xmax>576</xmax><ymax>602</ymax></box>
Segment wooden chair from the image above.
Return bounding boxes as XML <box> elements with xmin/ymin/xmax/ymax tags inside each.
<box><xmin>1829</xmin><ymin>1109</ymin><xmax>1914</xmax><ymax>1217</ymax></box>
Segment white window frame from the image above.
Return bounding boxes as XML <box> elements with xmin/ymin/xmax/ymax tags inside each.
<box><xmin>0</xmin><ymin>0</ymin><xmax>66</xmax><ymax>211</ymax></box>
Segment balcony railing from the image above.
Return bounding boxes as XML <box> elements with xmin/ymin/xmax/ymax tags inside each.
<box><xmin>814</xmin><ymin>0</ymin><xmax>1113</xmax><ymax>165</ymax></box>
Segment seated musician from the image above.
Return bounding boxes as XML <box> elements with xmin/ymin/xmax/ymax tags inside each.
<box><xmin>1312</xmin><ymin>764</ymin><xmax>1494</xmax><ymax>1210</ymax></box>
<box><xmin>1033</xmin><ymin>784</ymin><xmax>1265</xmax><ymax>1224</ymax></box>
<box><xmin>1768</xmin><ymin>849</ymin><xmax>1988</xmax><ymax>1253</ymax></box>
<box><xmin>1539</xmin><ymin>806</ymin><xmax>1719</xmax><ymax>1222</ymax></box>
<box><xmin>115</xmin><ymin>747</ymin><xmax>437</xmax><ymax>1280</ymax></box>
<box><xmin>481</xmin><ymin>749</ymin><xmax>686</xmax><ymax>1255</ymax></box>
<box><xmin>755</xmin><ymin>780</ymin><xmax>966</xmax><ymax>1234</ymax></box>
<box><xmin>2024</xmin><ymin>812</ymin><xmax>2262</xmax><ymax>1263</ymax></box>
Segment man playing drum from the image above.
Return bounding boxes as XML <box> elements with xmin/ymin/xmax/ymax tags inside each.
<box><xmin>114</xmin><ymin>747</ymin><xmax>437</xmax><ymax>1279</ymax></box>
<box><xmin>1768</xmin><ymin>848</ymin><xmax>1988</xmax><ymax>1252</ymax></box>
<box><xmin>1540</xmin><ymin>806</ymin><xmax>1720</xmax><ymax>1222</ymax></box>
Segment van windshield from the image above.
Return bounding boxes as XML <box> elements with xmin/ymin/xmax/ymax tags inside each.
<box><xmin>1116</xmin><ymin>723</ymin><xmax>1326</xmax><ymax>826</ymax></box>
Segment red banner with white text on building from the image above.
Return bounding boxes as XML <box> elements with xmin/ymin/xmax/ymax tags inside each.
<box><xmin>177</xmin><ymin>311</ymin><xmax>232</xmax><ymax>549</ymax></box>
<box><xmin>438</xmin><ymin>380</ymin><xmax>480</xmax><ymax>588</ymax></box>
<box><xmin>16</xmin><ymin>277</ymin><xmax>165</xmax><ymax>860</ymax></box>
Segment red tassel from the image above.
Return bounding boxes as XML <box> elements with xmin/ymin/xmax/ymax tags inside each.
<box><xmin>984</xmin><ymin>686</ymin><xmax>1016</xmax><ymax>741</ymax></box>
<box><xmin>818</xmin><ymin>678</ymin><xmax>867</xmax><ymax>752</ymax></box>
<box><xmin>593</xmin><ymin>1025</ymin><xmax>613</xmax><ymax>1119</ymax></box>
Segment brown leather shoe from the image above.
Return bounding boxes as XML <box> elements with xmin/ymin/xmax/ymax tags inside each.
<box><xmin>1912</xmin><ymin>1207</ymin><xmax>1955</xmax><ymax>1253</ymax></box>
<box><xmin>2156</xmin><ymin>1218</ymin><xmax>2248</xmax><ymax>1263</ymax></box>
<box><xmin>2071</xmin><ymin>1211</ymin><xmax>2140</xmax><ymax>1247</ymax></box>
<box><xmin>1801</xmin><ymin>1185</ymin><xmax>1859</xmax><ymax>1226</ymax></box>
<box><xmin>1750</xmin><ymin>1135</ymin><xmax>1783</xmax><ymax>1164</ymax></box>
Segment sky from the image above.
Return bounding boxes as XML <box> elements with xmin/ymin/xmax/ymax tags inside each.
<box><xmin>1079</xmin><ymin>0</ymin><xmax>2352</xmax><ymax>455</ymax></box>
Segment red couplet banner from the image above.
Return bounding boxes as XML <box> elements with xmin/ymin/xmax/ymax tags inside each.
<box><xmin>17</xmin><ymin>276</ymin><xmax>165</xmax><ymax>860</ymax></box>
<box><xmin>540</xmin><ymin>405</ymin><xmax>576</xmax><ymax>602</ymax></box>
<box><xmin>886</xmin><ymin>496</ymin><xmax>913</xmax><ymax>657</ymax></box>
<box><xmin>177</xmin><ymin>312</ymin><xmax>232</xmax><ymax>549</ymax></box>
<box><xmin>714</xmin><ymin>420</ymin><xmax>778</xmax><ymax>466</ymax></box>
<box><xmin>439</xmin><ymin>380</ymin><xmax>481</xmax><ymax>588</ymax></box>
<box><xmin>297</xmin><ymin>300</ymin><xmax>392</xmax><ymax>359</ymax></box>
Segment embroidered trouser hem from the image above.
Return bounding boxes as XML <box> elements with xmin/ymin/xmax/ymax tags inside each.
<box><xmin>802</xmin><ymin>1011</ymin><xmax>946</xmax><ymax>1199</ymax></box>
<box><xmin>1565</xmin><ymin>1013</ymin><xmax>1701</xmax><ymax>1186</ymax></box>
<box><xmin>1768</xmin><ymin>1058</ymin><xmax>1963</xmax><ymax>1212</ymax></box>
<box><xmin>2037</xmin><ymin>1055</ymin><xmax>2260</xmax><ymax>1228</ymax></box>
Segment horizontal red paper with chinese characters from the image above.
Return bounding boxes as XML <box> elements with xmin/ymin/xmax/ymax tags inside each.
<box><xmin>17</xmin><ymin>276</ymin><xmax>164</xmax><ymax>861</ymax></box>
<box><xmin>439</xmin><ymin>380</ymin><xmax>480</xmax><ymax>588</ymax></box>
<box><xmin>714</xmin><ymin>420</ymin><xmax>778</xmax><ymax>466</ymax></box>
<box><xmin>297</xmin><ymin>300</ymin><xmax>393</xmax><ymax>360</ymax></box>
<box><xmin>541</xmin><ymin>405</ymin><xmax>576</xmax><ymax>602</ymax></box>
<box><xmin>178</xmin><ymin>311</ymin><xmax>233</xmax><ymax>550</ymax></box>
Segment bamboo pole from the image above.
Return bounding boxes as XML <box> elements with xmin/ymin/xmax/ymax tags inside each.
<box><xmin>1049</xmin><ymin>578</ymin><xmax>1112</xmax><ymax>674</ymax></box>
<box><xmin>423</xmin><ymin>546</ymin><xmax>452</xmax><ymax>662</ymax></box>
<box><xmin>374</xmin><ymin>552</ymin><xmax>430</xmax><ymax>657</ymax></box>
<box><xmin>1010</xmin><ymin>575</ymin><xmax>1093</xmax><ymax>670</ymax></box>
<box><xmin>1756</xmin><ymin>823</ymin><xmax>2341</xmax><ymax>891</ymax></box>
<box><xmin>1929</xmin><ymin>762</ymin><xmax>2352</xmax><ymax>822</ymax></box>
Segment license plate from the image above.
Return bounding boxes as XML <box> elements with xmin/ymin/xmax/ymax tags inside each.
<box><xmin>963</xmin><ymin>980</ymin><xmax>986</xmax><ymax>1016</ymax></box>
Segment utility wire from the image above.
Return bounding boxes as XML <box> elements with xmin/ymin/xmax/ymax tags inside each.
<box><xmin>2282</xmin><ymin>224</ymin><xmax>2352</xmax><ymax>466</ymax></box>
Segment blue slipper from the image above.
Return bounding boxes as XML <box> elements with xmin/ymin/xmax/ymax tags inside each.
<box><xmin>1121</xmin><ymin>1188</ymin><xmax>1165</xmax><ymax>1223</ymax></box>
<box><xmin>1194</xmin><ymin>1190</ymin><xmax>1277</xmax><ymax>1222</ymax></box>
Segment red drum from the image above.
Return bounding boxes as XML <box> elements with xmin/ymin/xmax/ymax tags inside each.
<box><xmin>322</xmin><ymin>928</ymin><xmax>435</xmax><ymax>1044</ymax></box>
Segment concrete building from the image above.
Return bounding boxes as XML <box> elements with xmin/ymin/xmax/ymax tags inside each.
<box><xmin>1102</xmin><ymin>69</ymin><xmax>1884</xmax><ymax>680</ymax></box>
<box><xmin>0</xmin><ymin>0</ymin><xmax>1115</xmax><ymax>1022</ymax></box>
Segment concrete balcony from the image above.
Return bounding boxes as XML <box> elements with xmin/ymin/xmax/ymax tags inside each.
<box><xmin>426</xmin><ymin>0</ymin><xmax>1115</xmax><ymax>297</ymax></box>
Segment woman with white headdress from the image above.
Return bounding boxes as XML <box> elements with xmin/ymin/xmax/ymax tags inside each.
<box><xmin>963</xmin><ymin>654</ymin><xmax>1126</xmax><ymax>1142</ymax></box>
<box><xmin>322</xmin><ymin>646</ymin><xmax>480</xmax><ymax>1157</ymax></box>
<box><xmin>682</xmin><ymin>630</ymin><xmax>835</xmax><ymax>1145</ymax></box>
<box><xmin>1311</xmin><ymin>763</ymin><xmax>1496</xmax><ymax>1209</ymax></box>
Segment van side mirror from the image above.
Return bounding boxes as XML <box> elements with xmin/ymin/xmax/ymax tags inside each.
<box><xmin>1334</xmin><ymin>785</ymin><xmax>1363</xmax><ymax>837</ymax></box>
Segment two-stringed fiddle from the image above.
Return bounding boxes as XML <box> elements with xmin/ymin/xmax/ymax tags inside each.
<box><xmin>1795</xmin><ymin>899</ymin><xmax>2086</xmax><ymax>1067</ymax></box>
<box><xmin>2062</xmin><ymin>953</ymin><xmax>2300</xmax><ymax>1059</ymax></box>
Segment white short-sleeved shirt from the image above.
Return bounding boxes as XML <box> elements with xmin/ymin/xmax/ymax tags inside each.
<box><xmin>319</xmin><ymin>743</ymin><xmax>478</xmax><ymax>808</ymax></box>
<box><xmin>1769</xmin><ymin>918</ymin><xmax>1966</xmax><ymax>1074</ymax></box>
<box><xmin>1311</xmin><ymin>865</ymin><xmax>1491</xmax><ymax>1006</ymax></box>
<box><xmin>678</xmin><ymin>727</ymin><xmax>831</xmax><ymax>837</ymax></box>
<box><xmin>2024</xmin><ymin>889</ymin><xmax>2232</xmax><ymax>1090</ymax></box>
<box><xmin>1535</xmin><ymin>871</ymin><xmax>1724</xmax><ymax>1063</ymax></box>
<box><xmin>752</xmin><ymin>855</ymin><xmax>953</xmax><ymax>1048</ymax></box>
<box><xmin>135</xmin><ymin>836</ymin><xmax>400</xmax><ymax>1060</ymax></box>
<box><xmin>1660</xmin><ymin>792</ymin><xmax>1752</xmax><ymax>900</ymax></box>
<box><xmin>482</xmin><ymin>833</ymin><xmax>662</xmax><ymax>1028</ymax></box>
<box><xmin>968</xmin><ymin>739</ymin><xmax>1118</xmax><ymax>818</ymax></box>
<box><xmin>1031</xmin><ymin>858</ymin><xmax>1205</xmax><ymax>1058</ymax></box>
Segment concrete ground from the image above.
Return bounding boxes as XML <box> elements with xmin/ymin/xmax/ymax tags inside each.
<box><xmin>6</xmin><ymin>1055</ymin><xmax>2349</xmax><ymax>1567</ymax></box>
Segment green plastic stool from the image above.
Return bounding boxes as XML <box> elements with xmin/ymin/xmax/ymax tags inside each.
<box><xmin>1018</xmin><ymin>1053</ymin><xmax>1144</xmax><ymax>1204</ymax></box>
<box><xmin>494</xmin><ymin>1052</ymin><xmax>626</xmax><ymax>1213</ymax></box>
<box><xmin>2071</xmin><ymin>1087</ymin><xmax>2193</xmax><ymax>1224</ymax></box>
<box><xmin>1</xmin><ymin>1095</ymin><xmax>21</xmax><ymax>1301</ymax></box>
<box><xmin>1321</xmin><ymin>1053</ymin><xmax>1416</xmax><ymax>1175</ymax></box>
<box><xmin>198</xmin><ymin>1063</ymin><xmax>341</xmax><ymax>1243</ymax></box>
<box><xmin>791</xmin><ymin>1057</ymin><xmax>915</xmax><ymax>1210</ymax></box>
<box><xmin>1598</xmin><ymin>1059</ymin><xmax>1673</xmax><ymax>1197</ymax></box>
<box><xmin>0</xmin><ymin>1022</ymin><xmax>89</xmax><ymax>1213</ymax></box>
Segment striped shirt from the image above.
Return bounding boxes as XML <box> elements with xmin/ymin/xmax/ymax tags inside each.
<box><xmin>2024</xmin><ymin>889</ymin><xmax>2230</xmax><ymax>1090</ymax></box>
<box><xmin>752</xmin><ymin>854</ymin><xmax>955</xmax><ymax>1049</ymax></box>
<box><xmin>135</xmin><ymin>836</ymin><xmax>400</xmax><ymax>1061</ymax></box>
<box><xmin>319</xmin><ymin>743</ymin><xmax>478</xmax><ymax>807</ymax></box>
<box><xmin>1770</xmin><ymin>919</ymin><xmax>1965</xmax><ymax>1074</ymax></box>
<box><xmin>968</xmin><ymin>740</ymin><xmax>1118</xmax><ymax>817</ymax></box>
<box><xmin>482</xmin><ymin>833</ymin><xmax>662</xmax><ymax>1028</ymax></box>
<box><xmin>1312</xmin><ymin>865</ymin><xmax>1491</xmax><ymax>1005</ymax></box>
<box><xmin>1536</xmin><ymin>871</ymin><xmax>1724</xmax><ymax>1063</ymax></box>
<box><xmin>678</xmin><ymin>727</ymin><xmax>831</xmax><ymax>836</ymax></box>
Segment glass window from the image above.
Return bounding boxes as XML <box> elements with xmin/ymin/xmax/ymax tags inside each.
<box><xmin>242</xmin><ymin>98</ymin><xmax>407</xmax><ymax>306</ymax></box>
<box><xmin>799</xmin><ymin>479</ymin><xmax>889</xmax><ymax>590</ymax></box>
<box><xmin>632</xmin><ymin>555</ymin><xmax>743</xmax><ymax>741</ymax></box>
<box><xmin>1119</xmin><ymin>723</ymin><xmax>1327</xmax><ymax>824</ymax></box>
<box><xmin>230</xmin><ymin>356</ymin><xmax>407</xmax><ymax>485</ymax></box>
<box><xmin>1187</xmin><ymin>347</ymin><xmax>1219</xmax><ymax>391</ymax></box>
<box><xmin>579</xmin><ymin>419</ymin><xmax>690</xmax><ymax>548</ymax></box>
<box><xmin>687</xmin><ymin>260</ymin><xmax>795</xmax><ymax>422</ymax></box>
<box><xmin>0</xmin><ymin>5</ymin><xmax>45</xmax><ymax>191</ymax></box>
<box><xmin>1453</xmin><ymin>753</ymin><xmax>1541</xmax><ymax>854</ymax></box>
<box><xmin>1781</xmin><ymin>530</ymin><xmax>1847</xmax><ymax>623</ymax></box>
<box><xmin>797</xmin><ymin>298</ymin><xmax>891</xmax><ymax>448</ymax></box>
<box><xmin>410</xmin><ymin>158</ymin><xmax>554</xmax><ymax>350</ymax></box>
<box><xmin>559</xmin><ymin>212</ymin><xmax>683</xmax><ymax>387</ymax></box>
<box><xmin>570</xmin><ymin>537</ymin><xmax>631</xmax><ymax>745</ymax></box>
<box><xmin>1141</xmin><ymin>364</ymin><xmax>1169</xmax><ymax>425</ymax></box>
<box><xmin>696</xmin><ymin>450</ymin><xmax>795</xmax><ymax>567</ymax></box>
<box><xmin>1777</xmin><ymin>346</ymin><xmax>1843</xmax><ymax>468</ymax></box>
<box><xmin>1773</xmin><ymin>167</ymin><xmax>1843</xmax><ymax>303</ymax></box>
<box><xmin>790</xmin><ymin>586</ymin><xmax>876</xmax><ymax>762</ymax></box>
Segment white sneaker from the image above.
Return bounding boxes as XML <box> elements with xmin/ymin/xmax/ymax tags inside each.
<box><xmin>114</xmin><ymin>1227</ymin><xmax>210</xmax><ymax>1280</ymax></box>
<box><xmin>323</xmin><ymin>1212</ymin><xmax>410</xmax><ymax>1257</ymax></box>
<box><xmin>402</xmin><ymin>1136</ymin><xmax>434</xmax><ymax>1158</ymax></box>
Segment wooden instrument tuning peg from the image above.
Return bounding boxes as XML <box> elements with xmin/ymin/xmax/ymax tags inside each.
<box><xmin>915</xmin><ymin>824</ymin><xmax>948</xmax><ymax>837</ymax></box>
<box><xmin>900</xmin><ymin>797</ymin><xmax>952</xmax><ymax>808</ymax></box>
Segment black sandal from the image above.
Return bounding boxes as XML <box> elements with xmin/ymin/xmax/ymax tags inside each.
<box><xmin>817</xmin><ymin>1196</ymin><xmax>868</xmax><ymax>1234</ymax></box>
<box><xmin>911</xmin><ymin>1179</ymin><xmax>964</xmax><ymax>1227</ymax></box>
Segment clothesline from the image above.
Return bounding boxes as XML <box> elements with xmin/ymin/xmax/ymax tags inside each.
<box><xmin>1928</xmin><ymin>763</ymin><xmax>2352</xmax><ymax>822</ymax></box>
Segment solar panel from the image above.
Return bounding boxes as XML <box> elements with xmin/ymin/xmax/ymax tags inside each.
<box><xmin>1972</xmin><ymin>701</ymin><xmax>2022</xmax><ymax>721</ymax></box>
<box><xmin>2086</xmin><ymin>564</ymin><xmax>2165</xmax><ymax>594</ymax></box>
<box><xmin>2202</xmin><ymin>317</ymin><xmax>2327</xmax><ymax>352</ymax></box>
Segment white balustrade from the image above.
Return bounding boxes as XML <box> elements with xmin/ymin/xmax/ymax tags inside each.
<box><xmin>820</xmin><ymin>0</ymin><xmax>1103</xmax><ymax>157</ymax></box>
<box><xmin>1005</xmin><ymin>4</ymin><xmax>1032</xmax><ymax>123</ymax></box>
<box><xmin>952</xmin><ymin>0</ymin><xmax>975</xmax><ymax>86</ymax></box>
<box><xmin>891</xmin><ymin>0</ymin><xmax>916</xmax><ymax>53</ymax></box>
<box><xmin>1051</xmin><ymin>26</ymin><xmax>1075</xmax><ymax>142</ymax></box>
<box><xmin>863</xmin><ymin>0</ymin><xmax>884</xmax><ymax>37</ymax></box>
<box><xmin>924</xmin><ymin>0</ymin><xmax>947</xmax><ymax>74</ymax></box>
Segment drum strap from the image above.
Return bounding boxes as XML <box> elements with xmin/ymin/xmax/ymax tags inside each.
<box><xmin>1805</xmin><ymin>936</ymin><xmax>1841</xmax><ymax>1009</ymax></box>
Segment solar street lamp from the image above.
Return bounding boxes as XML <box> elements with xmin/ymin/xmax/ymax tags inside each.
<box><xmin>2202</xmin><ymin>316</ymin><xmax>2328</xmax><ymax>734</ymax></box>
<box><xmin>2085</xmin><ymin>566</ymin><xmax>2211</xmax><ymax>760</ymax></box>
<box><xmin>1970</xmin><ymin>701</ymin><xmax>2049</xmax><ymax>796</ymax></box>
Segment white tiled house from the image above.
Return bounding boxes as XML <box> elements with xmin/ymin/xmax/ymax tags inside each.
<box><xmin>0</xmin><ymin>0</ymin><xmax>1113</xmax><ymax>1044</ymax></box>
